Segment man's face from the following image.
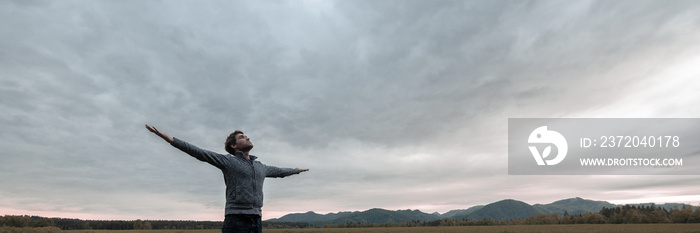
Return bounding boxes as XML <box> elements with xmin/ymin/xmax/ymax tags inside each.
<box><xmin>232</xmin><ymin>133</ymin><xmax>254</xmax><ymax>152</ymax></box>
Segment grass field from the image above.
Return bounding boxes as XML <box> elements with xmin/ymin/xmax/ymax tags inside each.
<box><xmin>60</xmin><ymin>224</ymin><xmax>700</xmax><ymax>233</ymax></box>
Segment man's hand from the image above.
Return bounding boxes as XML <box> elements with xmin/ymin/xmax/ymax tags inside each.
<box><xmin>145</xmin><ymin>124</ymin><xmax>174</xmax><ymax>143</ymax></box>
<box><xmin>297</xmin><ymin>168</ymin><xmax>310</xmax><ymax>173</ymax></box>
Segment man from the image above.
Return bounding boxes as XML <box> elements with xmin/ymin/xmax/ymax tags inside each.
<box><xmin>145</xmin><ymin>124</ymin><xmax>309</xmax><ymax>233</ymax></box>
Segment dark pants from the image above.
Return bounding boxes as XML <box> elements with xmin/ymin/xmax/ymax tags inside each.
<box><xmin>222</xmin><ymin>214</ymin><xmax>262</xmax><ymax>233</ymax></box>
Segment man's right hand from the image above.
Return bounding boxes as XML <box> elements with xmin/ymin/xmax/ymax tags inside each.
<box><xmin>145</xmin><ymin>124</ymin><xmax>174</xmax><ymax>143</ymax></box>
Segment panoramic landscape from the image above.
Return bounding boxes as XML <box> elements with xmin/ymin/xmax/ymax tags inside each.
<box><xmin>3</xmin><ymin>197</ymin><xmax>700</xmax><ymax>232</ymax></box>
<box><xmin>3</xmin><ymin>0</ymin><xmax>700</xmax><ymax>233</ymax></box>
<box><xmin>267</xmin><ymin>197</ymin><xmax>699</xmax><ymax>225</ymax></box>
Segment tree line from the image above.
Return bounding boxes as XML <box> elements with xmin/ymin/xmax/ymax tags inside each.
<box><xmin>0</xmin><ymin>215</ymin><xmax>315</xmax><ymax>230</ymax></box>
<box><xmin>0</xmin><ymin>215</ymin><xmax>223</xmax><ymax>230</ymax></box>
<box><xmin>325</xmin><ymin>204</ymin><xmax>700</xmax><ymax>228</ymax></box>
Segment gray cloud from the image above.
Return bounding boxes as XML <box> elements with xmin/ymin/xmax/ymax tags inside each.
<box><xmin>2</xmin><ymin>0</ymin><xmax>700</xmax><ymax>220</ymax></box>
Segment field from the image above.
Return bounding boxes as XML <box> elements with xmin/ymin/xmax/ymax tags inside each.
<box><xmin>60</xmin><ymin>224</ymin><xmax>700</xmax><ymax>233</ymax></box>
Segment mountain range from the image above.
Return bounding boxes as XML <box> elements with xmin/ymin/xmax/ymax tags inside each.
<box><xmin>267</xmin><ymin>197</ymin><xmax>696</xmax><ymax>225</ymax></box>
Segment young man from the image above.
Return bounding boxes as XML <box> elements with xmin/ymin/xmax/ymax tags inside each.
<box><xmin>145</xmin><ymin>124</ymin><xmax>309</xmax><ymax>233</ymax></box>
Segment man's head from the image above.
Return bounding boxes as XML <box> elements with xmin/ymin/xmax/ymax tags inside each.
<box><xmin>225</xmin><ymin>130</ymin><xmax>254</xmax><ymax>154</ymax></box>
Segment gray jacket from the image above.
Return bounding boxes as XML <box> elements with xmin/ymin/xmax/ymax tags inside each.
<box><xmin>171</xmin><ymin>137</ymin><xmax>301</xmax><ymax>216</ymax></box>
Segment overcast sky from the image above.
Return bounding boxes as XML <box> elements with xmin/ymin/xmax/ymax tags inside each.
<box><xmin>2</xmin><ymin>0</ymin><xmax>700</xmax><ymax>221</ymax></box>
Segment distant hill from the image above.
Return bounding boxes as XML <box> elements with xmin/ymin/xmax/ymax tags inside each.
<box><xmin>451</xmin><ymin>199</ymin><xmax>537</xmax><ymax>220</ymax></box>
<box><xmin>268</xmin><ymin>208</ymin><xmax>439</xmax><ymax>225</ymax></box>
<box><xmin>534</xmin><ymin>197</ymin><xmax>616</xmax><ymax>215</ymax></box>
<box><xmin>327</xmin><ymin>208</ymin><xmax>440</xmax><ymax>224</ymax></box>
<box><xmin>267</xmin><ymin>197</ymin><xmax>699</xmax><ymax>225</ymax></box>
<box><xmin>440</xmin><ymin>205</ymin><xmax>484</xmax><ymax>219</ymax></box>
<box><xmin>268</xmin><ymin>211</ymin><xmax>355</xmax><ymax>223</ymax></box>
<box><xmin>448</xmin><ymin>197</ymin><xmax>620</xmax><ymax>220</ymax></box>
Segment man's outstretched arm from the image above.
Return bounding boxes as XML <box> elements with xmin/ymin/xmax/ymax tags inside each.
<box><xmin>145</xmin><ymin>124</ymin><xmax>229</xmax><ymax>169</ymax></box>
<box><xmin>145</xmin><ymin>124</ymin><xmax>173</xmax><ymax>143</ymax></box>
<box><xmin>265</xmin><ymin>165</ymin><xmax>310</xmax><ymax>178</ymax></box>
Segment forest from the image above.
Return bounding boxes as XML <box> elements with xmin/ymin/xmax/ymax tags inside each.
<box><xmin>327</xmin><ymin>204</ymin><xmax>700</xmax><ymax>228</ymax></box>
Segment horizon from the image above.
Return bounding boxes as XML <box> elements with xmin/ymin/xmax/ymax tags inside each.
<box><xmin>3</xmin><ymin>196</ymin><xmax>699</xmax><ymax>221</ymax></box>
<box><xmin>2</xmin><ymin>0</ymin><xmax>700</xmax><ymax>222</ymax></box>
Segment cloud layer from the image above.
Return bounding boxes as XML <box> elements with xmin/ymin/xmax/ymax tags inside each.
<box><xmin>2</xmin><ymin>0</ymin><xmax>700</xmax><ymax>220</ymax></box>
